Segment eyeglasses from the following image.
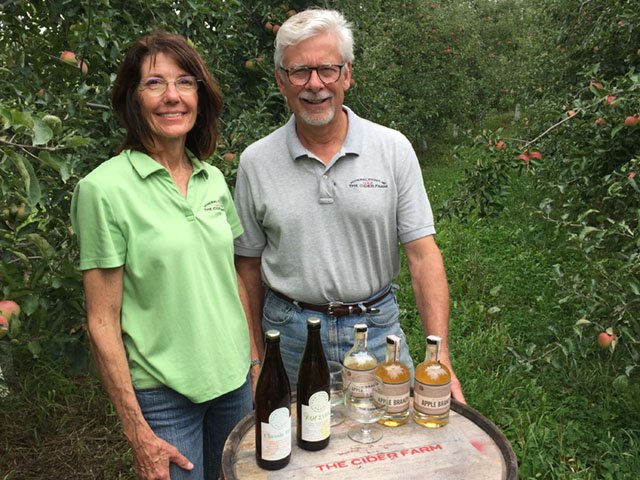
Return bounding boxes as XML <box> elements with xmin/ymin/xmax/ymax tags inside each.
<box><xmin>138</xmin><ymin>75</ymin><xmax>201</xmax><ymax>95</ymax></box>
<box><xmin>280</xmin><ymin>64</ymin><xmax>345</xmax><ymax>86</ymax></box>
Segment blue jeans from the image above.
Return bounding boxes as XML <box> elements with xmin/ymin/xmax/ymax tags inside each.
<box><xmin>135</xmin><ymin>377</ymin><xmax>252</xmax><ymax>480</ymax></box>
<box><xmin>262</xmin><ymin>285</ymin><xmax>415</xmax><ymax>390</ymax></box>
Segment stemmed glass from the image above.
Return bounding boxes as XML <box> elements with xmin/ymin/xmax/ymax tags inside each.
<box><xmin>344</xmin><ymin>376</ymin><xmax>386</xmax><ymax>443</ymax></box>
<box><xmin>328</xmin><ymin>360</ymin><xmax>345</xmax><ymax>426</ymax></box>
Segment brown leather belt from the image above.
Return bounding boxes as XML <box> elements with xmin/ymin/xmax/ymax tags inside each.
<box><xmin>270</xmin><ymin>288</ymin><xmax>391</xmax><ymax>316</ymax></box>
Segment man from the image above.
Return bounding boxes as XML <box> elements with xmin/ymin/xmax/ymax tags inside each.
<box><xmin>234</xmin><ymin>8</ymin><xmax>464</xmax><ymax>402</ymax></box>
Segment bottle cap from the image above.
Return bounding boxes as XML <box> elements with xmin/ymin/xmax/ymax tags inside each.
<box><xmin>307</xmin><ymin>317</ymin><xmax>321</xmax><ymax>328</ymax></box>
<box><xmin>387</xmin><ymin>334</ymin><xmax>401</xmax><ymax>345</ymax></box>
<box><xmin>426</xmin><ymin>335</ymin><xmax>442</xmax><ymax>346</ymax></box>
<box><xmin>265</xmin><ymin>330</ymin><xmax>280</xmax><ymax>341</ymax></box>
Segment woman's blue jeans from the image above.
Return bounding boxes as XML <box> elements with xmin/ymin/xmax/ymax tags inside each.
<box><xmin>262</xmin><ymin>285</ymin><xmax>415</xmax><ymax>390</ymax></box>
<box><xmin>135</xmin><ymin>377</ymin><xmax>252</xmax><ymax>480</ymax></box>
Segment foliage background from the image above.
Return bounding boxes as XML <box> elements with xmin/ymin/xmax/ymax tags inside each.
<box><xmin>1</xmin><ymin>0</ymin><xmax>639</xmax><ymax>478</ymax></box>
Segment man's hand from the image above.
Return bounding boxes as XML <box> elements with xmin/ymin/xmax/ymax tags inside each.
<box><xmin>131</xmin><ymin>428</ymin><xmax>193</xmax><ymax>480</ymax></box>
<box><xmin>449</xmin><ymin>369</ymin><xmax>466</xmax><ymax>404</ymax></box>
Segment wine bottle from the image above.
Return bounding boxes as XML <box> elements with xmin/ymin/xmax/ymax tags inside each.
<box><xmin>296</xmin><ymin>317</ymin><xmax>331</xmax><ymax>451</ymax></box>
<box><xmin>343</xmin><ymin>323</ymin><xmax>378</xmax><ymax>398</ymax></box>
<box><xmin>413</xmin><ymin>335</ymin><xmax>451</xmax><ymax>428</ymax></box>
<box><xmin>255</xmin><ymin>330</ymin><xmax>292</xmax><ymax>470</ymax></box>
<box><xmin>375</xmin><ymin>335</ymin><xmax>411</xmax><ymax>426</ymax></box>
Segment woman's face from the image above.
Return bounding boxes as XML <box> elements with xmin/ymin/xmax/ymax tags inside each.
<box><xmin>138</xmin><ymin>52</ymin><xmax>198</xmax><ymax>147</ymax></box>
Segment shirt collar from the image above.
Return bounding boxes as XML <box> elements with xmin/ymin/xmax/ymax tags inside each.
<box><xmin>285</xmin><ymin>106</ymin><xmax>364</xmax><ymax>161</ymax></box>
<box><xmin>127</xmin><ymin>149</ymin><xmax>208</xmax><ymax>179</ymax></box>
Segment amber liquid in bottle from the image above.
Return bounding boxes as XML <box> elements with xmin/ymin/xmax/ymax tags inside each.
<box><xmin>343</xmin><ymin>323</ymin><xmax>378</xmax><ymax>398</ymax></box>
<box><xmin>413</xmin><ymin>335</ymin><xmax>451</xmax><ymax>428</ymax></box>
<box><xmin>297</xmin><ymin>317</ymin><xmax>330</xmax><ymax>451</ymax></box>
<box><xmin>375</xmin><ymin>335</ymin><xmax>410</xmax><ymax>427</ymax></box>
<box><xmin>255</xmin><ymin>330</ymin><xmax>291</xmax><ymax>470</ymax></box>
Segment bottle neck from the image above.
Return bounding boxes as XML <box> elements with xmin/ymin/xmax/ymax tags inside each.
<box><xmin>354</xmin><ymin>332</ymin><xmax>368</xmax><ymax>351</ymax></box>
<box><xmin>385</xmin><ymin>342</ymin><xmax>400</xmax><ymax>363</ymax></box>
<box><xmin>426</xmin><ymin>344</ymin><xmax>439</xmax><ymax>363</ymax></box>
<box><xmin>265</xmin><ymin>339</ymin><xmax>281</xmax><ymax>360</ymax></box>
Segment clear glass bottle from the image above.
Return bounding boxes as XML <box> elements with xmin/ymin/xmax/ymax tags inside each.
<box><xmin>297</xmin><ymin>317</ymin><xmax>330</xmax><ymax>451</ymax></box>
<box><xmin>375</xmin><ymin>335</ymin><xmax>410</xmax><ymax>426</ymax></box>
<box><xmin>255</xmin><ymin>330</ymin><xmax>291</xmax><ymax>470</ymax></box>
<box><xmin>413</xmin><ymin>335</ymin><xmax>451</xmax><ymax>428</ymax></box>
<box><xmin>343</xmin><ymin>324</ymin><xmax>378</xmax><ymax>398</ymax></box>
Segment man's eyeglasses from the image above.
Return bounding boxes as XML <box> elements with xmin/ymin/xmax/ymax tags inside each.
<box><xmin>138</xmin><ymin>76</ymin><xmax>201</xmax><ymax>95</ymax></box>
<box><xmin>280</xmin><ymin>64</ymin><xmax>345</xmax><ymax>86</ymax></box>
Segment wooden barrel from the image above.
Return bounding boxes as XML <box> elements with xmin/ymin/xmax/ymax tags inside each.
<box><xmin>221</xmin><ymin>399</ymin><xmax>518</xmax><ymax>479</ymax></box>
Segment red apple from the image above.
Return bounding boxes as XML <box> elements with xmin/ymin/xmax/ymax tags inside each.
<box><xmin>595</xmin><ymin>116</ymin><xmax>606</xmax><ymax>126</ymax></box>
<box><xmin>597</xmin><ymin>331</ymin><xmax>616</xmax><ymax>348</ymax></box>
<box><xmin>624</xmin><ymin>115</ymin><xmax>638</xmax><ymax>127</ymax></box>
<box><xmin>78</xmin><ymin>59</ymin><xmax>89</xmax><ymax>74</ymax></box>
<box><xmin>0</xmin><ymin>300</ymin><xmax>20</xmax><ymax>320</ymax></box>
<box><xmin>517</xmin><ymin>153</ymin><xmax>530</xmax><ymax>165</ymax></box>
<box><xmin>264</xmin><ymin>21</ymin><xmax>273</xmax><ymax>31</ymax></box>
<box><xmin>223</xmin><ymin>152</ymin><xmax>236</xmax><ymax>162</ymax></box>
<box><xmin>567</xmin><ymin>109</ymin><xmax>577</xmax><ymax>117</ymax></box>
<box><xmin>529</xmin><ymin>151</ymin><xmax>542</xmax><ymax>160</ymax></box>
<box><xmin>605</xmin><ymin>95</ymin><xmax>617</xmax><ymax>106</ymax></box>
<box><xmin>60</xmin><ymin>50</ymin><xmax>77</xmax><ymax>65</ymax></box>
<box><xmin>495</xmin><ymin>140</ymin><xmax>506</xmax><ymax>151</ymax></box>
<box><xmin>286</xmin><ymin>9</ymin><xmax>297</xmax><ymax>17</ymax></box>
<box><xmin>272</xmin><ymin>24</ymin><xmax>280</xmax><ymax>34</ymax></box>
<box><xmin>590</xmin><ymin>81</ymin><xmax>603</xmax><ymax>90</ymax></box>
<box><xmin>0</xmin><ymin>315</ymin><xmax>8</xmax><ymax>339</ymax></box>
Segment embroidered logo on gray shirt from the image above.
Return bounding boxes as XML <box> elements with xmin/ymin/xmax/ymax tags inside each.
<box><xmin>349</xmin><ymin>178</ymin><xmax>388</xmax><ymax>189</ymax></box>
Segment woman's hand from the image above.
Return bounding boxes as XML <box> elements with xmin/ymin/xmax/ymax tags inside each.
<box><xmin>131</xmin><ymin>427</ymin><xmax>194</xmax><ymax>479</ymax></box>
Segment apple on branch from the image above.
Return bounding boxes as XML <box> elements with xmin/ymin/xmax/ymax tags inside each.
<box><xmin>597</xmin><ymin>330</ymin><xmax>617</xmax><ymax>349</ymax></box>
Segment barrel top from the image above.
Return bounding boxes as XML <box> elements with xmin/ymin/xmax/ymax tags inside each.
<box><xmin>222</xmin><ymin>400</ymin><xmax>518</xmax><ymax>479</ymax></box>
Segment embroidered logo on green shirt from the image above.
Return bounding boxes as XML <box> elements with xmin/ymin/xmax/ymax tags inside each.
<box><xmin>203</xmin><ymin>200</ymin><xmax>224</xmax><ymax>212</ymax></box>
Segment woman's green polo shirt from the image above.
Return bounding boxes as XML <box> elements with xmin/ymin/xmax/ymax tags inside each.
<box><xmin>71</xmin><ymin>150</ymin><xmax>250</xmax><ymax>402</ymax></box>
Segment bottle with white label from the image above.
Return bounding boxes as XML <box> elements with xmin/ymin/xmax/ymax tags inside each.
<box><xmin>375</xmin><ymin>335</ymin><xmax>410</xmax><ymax>426</ymax></box>
<box><xmin>343</xmin><ymin>324</ymin><xmax>378</xmax><ymax>398</ymax></box>
<box><xmin>413</xmin><ymin>335</ymin><xmax>451</xmax><ymax>428</ymax></box>
<box><xmin>255</xmin><ymin>330</ymin><xmax>291</xmax><ymax>469</ymax></box>
<box><xmin>296</xmin><ymin>317</ymin><xmax>330</xmax><ymax>451</ymax></box>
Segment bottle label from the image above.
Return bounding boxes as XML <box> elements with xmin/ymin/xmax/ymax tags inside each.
<box><xmin>260</xmin><ymin>407</ymin><xmax>291</xmax><ymax>461</ymax></box>
<box><xmin>343</xmin><ymin>366</ymin><xmax>377</xmax><ymax>398</ymax></box>
<box><xmin>301</xmin><ymin>391</ymin><xmax>330</xmax><ymax>442</ymax></box>
<box><xmin>376</xmin><ymin>380</ymin><xmax>410</xmax><ymax>414</ymax></box>
<box><xmin>414</xmin><ymin>381</ymin><xmax>451</xmax><ymax>415</ymax></box>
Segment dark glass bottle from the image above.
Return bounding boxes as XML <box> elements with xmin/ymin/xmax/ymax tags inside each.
<box><xmin>296</xmin><ymin>317</ymin><xmax>331</xmax><ymax>451</ymax></box>
<box><xmin>255</xmin><ymin>330</ymin><xmax>292</xmax><ymax>470</ymax></box>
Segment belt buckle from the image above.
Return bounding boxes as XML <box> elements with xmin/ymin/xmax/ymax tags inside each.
<box><xmin>327</xmin><ymin>301</ymin><xmax>344</xmax><ymax>316</ymax></box>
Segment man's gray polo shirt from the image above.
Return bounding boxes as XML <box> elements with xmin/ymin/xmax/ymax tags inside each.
<box><xmin>234</xmin><ymin>106</ymin><xmax>435</xmax><ymax>304</ymax></box>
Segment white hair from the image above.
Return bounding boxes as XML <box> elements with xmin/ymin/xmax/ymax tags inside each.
<box><xmin>274</xmin><ymin>9</ymin><xmax>354</xmax><ymax>74</ymax></box>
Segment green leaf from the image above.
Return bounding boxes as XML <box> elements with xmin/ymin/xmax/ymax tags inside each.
<box><xmin>25</xmin><ymin>233</ymin><xmax>55</xmax><ymax>259</ymax></box>
<box><xmin>578</xmin><ymin>226</ymin><xmax>600</xmax><ymax>240</ymax></box>
<box><xmin>7</xmin><ymin>151</ymin><xmax>42</xmax><ymax>205</ymax></box>
<box><xmin>11</xmin><ymin>110</ymin><xmax>34</xmax><ymax>130</ymax></box>
<box><xmin>37</xmin><ymin>150</ymin><xmax>62</xmax><ymax>172</ymax></box>
<box><xmin>64</xmin><ymin>136</ymin><xmax>90</xmax><ymax>148</ymax></box>
<box><xmin>575</xmin><ymin>318</ymin><xmax>591</xmax><ymax>326</ymax></box>
<box><xmin>27</xmin><ymin>340</ymin><xmax>42</xmax><ymax>358</ymax></box>
<box><xmin>32</xmin><ymin>118</ymin><xmax>54</xmax><ymax>146</ymax></box>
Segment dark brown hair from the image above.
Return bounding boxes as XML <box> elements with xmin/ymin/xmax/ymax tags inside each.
<box><xmin>111</xmin><ymin>31</ymin><xmax>223</xmax><ymax>159</ymax></box>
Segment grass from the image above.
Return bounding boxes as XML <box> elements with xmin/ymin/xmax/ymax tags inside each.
<box><xmin>1</xmin><ymin>132</ymin><xmax>639</xmax><ymax>479</ymax></box>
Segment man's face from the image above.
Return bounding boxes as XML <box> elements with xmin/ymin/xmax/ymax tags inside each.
<box><xmin>276</xmin><ymin>32</ymin><xmax>351</xmax><ymax>129</ymax></box>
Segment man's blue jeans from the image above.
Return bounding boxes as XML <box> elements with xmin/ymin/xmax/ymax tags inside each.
<box><xmin>135</xmin><ymin>377</ymin><xmax>252</xmax><ymax>480</ymax></box>
<box><xmin>262</xmin><ymin>286</ymin><xmax>415</xmax><ymax>390</ymax></box>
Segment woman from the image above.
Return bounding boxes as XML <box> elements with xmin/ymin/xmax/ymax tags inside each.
<box><xmin>71</xmin><ymin>32</ymin><xmax>261</xmax><ymax>480</ymax></box>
